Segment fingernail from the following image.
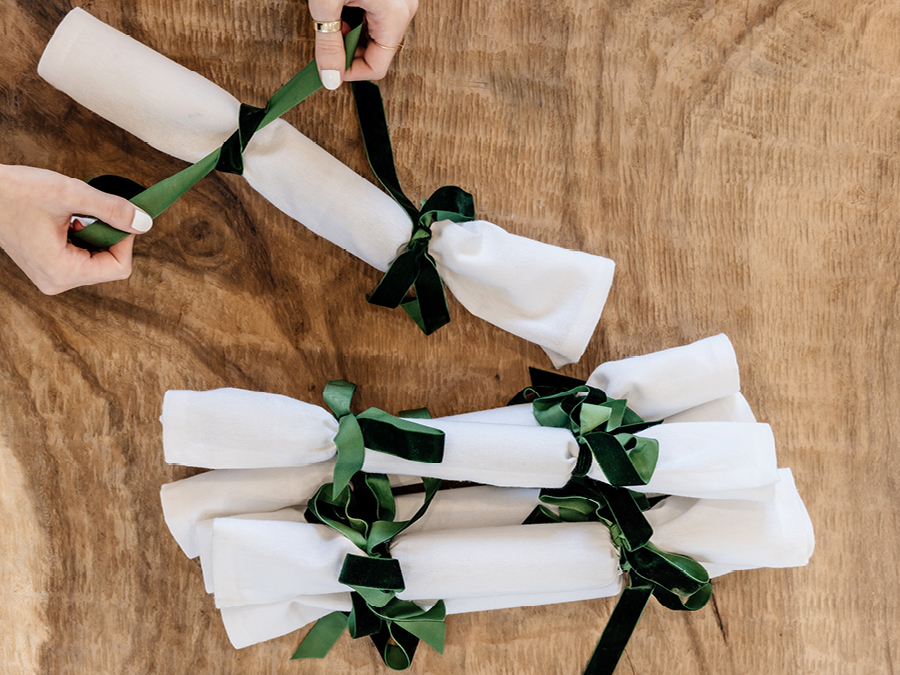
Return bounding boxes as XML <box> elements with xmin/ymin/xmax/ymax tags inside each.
<box><xmin>132</xmin><ymin>209</ymin><xmax>153</xmax><ymax>233</ymax></box>
<box><xmin>70</xmin><ymin>216</ymin><xmax>96</xmax><ymax>228</ymax></box>
<box><xmin>321</xmin><ymin>70</ymin><xmax>341</xmax><ymax>90</ymax></box>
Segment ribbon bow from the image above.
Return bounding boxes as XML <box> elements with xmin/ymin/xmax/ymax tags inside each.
<box><xmin>293</xmin><ymin>472</ymin><xmax>447</xmax><ymax>670</ymax></box>
<box><xmin>352</xmin><ymin>80</ymin><xmax>476</xmax><ymax>335</ymax></box>
<box><xmin>322</xmin><ymin>380</ymin><xmax>445</xmax><ymax>498</ymax></box>
<box><xmin>69</xmin><ymin>13</ymin><xmax>366</xmax><ymax>249</ymax></box>
<box><xmin>511</xmin><ymin>370</ymin><xmax>662</xmax><ymax>486</ymax></box>
<box><xmin>525</xmin><ymin>477</ymin><xmax>711</xmax><ymax>675</ymax></box>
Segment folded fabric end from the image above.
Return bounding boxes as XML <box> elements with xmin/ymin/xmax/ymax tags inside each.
<box><xmin>220</xmin><ymin>601</ymin><xmax>337</xmax><ymax>650</ymax></box>
<box><xmin>429</xmin><ymin>220</ymin><xmax>615</xmax><ymax>366</ymax></box>
<box><xmin>159</xmin><ymin>482</ymin><xmax>200</xmax><ymax>559</ymax></box>
<box><xmin>37</xmin><ymin>8</ymin><xmax>91</xmax><ymax>87</ymax></box>
<box><xmin>540</xmin><ymin>257</ymin><xmax>616</xmax><ymax>369</ymax></box>
<box><xmin>587</xmin><ymin>334</ymin><xmax>741</xmax><ymax>420</ymax></box>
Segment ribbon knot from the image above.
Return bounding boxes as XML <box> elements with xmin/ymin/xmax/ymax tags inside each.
<box><xmin>511</xmin><ymin>372</ymin><xmax>662</xmax><ymax>486</ymax></box>
<box><xmin>322</xmin><ymin>380</ymin><xmax>445</xmax><ymax>498</ymax></box>
<box><xmin>294</xmin><ymin>472</ymin><xmax>447</xmax><ymax>670</ymax></box>
<box><xmin>214</xmin><ymin>103</ymin><xmax>268</xmax><ymax>175</ymax></box>
<box><xmin>352</xmin><ymin>81</ymin><xmax>476</xmax><ymax>335</ymax></box>
<box><xmin>526</xmin><ymin>477</ymin><xmax>711</xmax><ymax>675</ymax></box>
<box><xmin>69</xmin><ymin>12</ymin><xmax>367</xmax><ymax>249</ymax></box>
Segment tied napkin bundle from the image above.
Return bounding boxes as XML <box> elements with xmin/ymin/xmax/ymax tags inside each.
<box><xmin>159</xmin><ymin>335</ymin><xmax>814</xmax><ymax>672</ymax></box>
<box><xmin>37</xmin><ymin>8</ymin><xmax>616</xmax><ymax>367</ymax></box>
<box><xmin>163</xmin><ymin>335</ymin><xmax>779</xmax><ymax>500</ymax></box>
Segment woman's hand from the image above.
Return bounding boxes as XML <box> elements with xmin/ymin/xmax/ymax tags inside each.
<box><xmin>309</xmin><ymin>0</ymin><xmax>418</xmax><ymax>90</ymax></box>
<box><xmin>0</xmin><ymin>164</ymin><xmax>152</xmax><ymax>295</ymax></box>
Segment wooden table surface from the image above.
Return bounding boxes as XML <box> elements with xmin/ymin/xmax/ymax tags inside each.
<box><xmin>1</xmin><ymin>1</ymin><xmax>897</xmax><ymax>673</ymax></box>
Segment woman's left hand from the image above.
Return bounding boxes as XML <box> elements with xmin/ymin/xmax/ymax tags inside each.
<box><xmin>308</xmin><ymin>0</ymin><xmax>418</xmax><ymax>90</ymax></box>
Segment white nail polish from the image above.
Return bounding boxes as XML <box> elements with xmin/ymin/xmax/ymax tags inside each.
<box><xmin>321</xmin><ymin>70</ymin><xmax>342</xmax><ymax>90</ymax></box>
<box><xmin>132</xmin><ymin>209</ymin><xmax>153</xmax><ymax>233</ymax></box>
<box><xmin>70</xmin><ymin>216</ymin><xmax>96</xmax><ymax>228</ymax></box>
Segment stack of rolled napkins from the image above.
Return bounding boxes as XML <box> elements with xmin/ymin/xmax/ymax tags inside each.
<box><xmin>160</xmin><ymin>334</ymin><xmax>814</xmax><ymax>651</ymax></box>
<box><xmin>38</xmin><ymin>8</ymin><xmax>616</xmax><ymax>367</ymax></box>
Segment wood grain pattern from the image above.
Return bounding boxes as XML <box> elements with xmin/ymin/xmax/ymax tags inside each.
<box><xmin>1</xmin><ymin>0</ymin><xmax>897</xmax><ymax>673</ymax></box>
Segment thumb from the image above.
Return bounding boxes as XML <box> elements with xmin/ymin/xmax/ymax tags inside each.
<box><xmin>70</xmin><ymin>180</ymin><xmax>153</xmax><ymax>235</ymax></box>
<box><xmin>309</xmin><ymin>1</ymin><xmax>346</xmax><ymax>90</ymax></box>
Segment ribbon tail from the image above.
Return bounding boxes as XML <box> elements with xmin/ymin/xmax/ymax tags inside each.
<box><xmin>583</xmin><ymin>584</ymin><xmax>653</xmax><ymax>675</ymax></box>
<box><xmin>394</xmin><ymin>600</ymin><xmax>447</xmax><ymax>654</ymax></box>
<box><xmin>332</xmin><ymin>414</ymin><xmax>366</xmax><ymax>498</ymax></box>
<box><xmin>368</xmin><ymin>248</ymin><xmax>424</xmax><ymax>309</ymax></box>
<box><xmin>406</xmin><ymin>255</ymin><xmax>450</xmax><ymax>335</ymax></box>
<box><xmin>291</xmin><ymin>611</ymin><xmax>350</xmax><ymax>660</ymax></box>
<box><xmin>584</xmin><ymin>432</ymin><xmax>649</xmax><ymax>487</ymax></box>
<box><xmin>351</xmin><ymin>80</ymin><xmax>419</xmax><ymax>221</ymax></box>
<box><xmin>72</xmin><ymin>146</ymin><xmax>220</xmax><ymax>249</ymax></box>
<box><xmin>356</xmin><ymin>408</ymin><xmax>445</xmax><ymax>464</ymax></box>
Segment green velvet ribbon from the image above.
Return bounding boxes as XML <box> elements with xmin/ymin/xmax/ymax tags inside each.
<box><xmin>351</xmin><ymin>80</ymin><xmax>476</xmax><ymax>335</ymax></box>
<box><xmin>322</xmin><ymin>380</ymin><xmax>445</xmax><ymax>498</ymax></box>
<box><xmin>513</xmin><ymin>379</ymin><xmax>662</xmax><ymax>487</ymax></box>
<box><xmin>69</xmin><ymin>12</ymin><xmax>366</xmax><ymax>249</ymax></box>
<box><xmin>525</xmin><ymin>477</ymin><xmax>712</xmax><ymax>675</ymax></box>
<box><xmin>294</xmin><ymin>472</ymin><xmax>447</xmax><ymax>669</ymax></box>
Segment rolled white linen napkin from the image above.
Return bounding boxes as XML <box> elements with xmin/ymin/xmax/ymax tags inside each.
<box><xmin>219</xmin><ymin>581</ymin><xmax>623</xmax><ymax>649</ymax></box>
<box><xmin>585</xmin><ymin>334</ymin><xmax>741</xmax><ymax>421</ymax></box>
<box><xmin>644</xmin><ymin>468</ymin><xmax>814</xmax><ymax>570</ymax></box>
<box><xmin>442</xmin><ymin>393</ymin><xmax>755</xmax><ymax>426</ymax></box>
<box><xmin>196</xmin><ymin>485</ymin><xmax>586</xmax><ymax>647</ymax></box>
<box><xmin>162</xmin><ymin>388</ymin><xmax>778</xmax><ymax>498</ymax></box>
<box><xmin>161</xmin><ymin>464</ymin><xmax>337</xmax><ymax>559</ymax></box>
<box><xmin>444</xmin><ymin>334</ymin><xmax>747</xmax><ymax>426</ymax></box>
<box><xmin>212</xmin><ymin>520</ymin><xmax>620</xmax><ymax>608</ymax></box>
<box><xmin>162</xmin><ymin>465</ymin><xmax>537</xmax><ymax>561</ymax></box>
<box><xmin>162</xmin><ymin>388</ymin><xmax>578</xmax><ymax>486</ymax></box>
<box><xmin>208</xmin><ymin>468</ymin><xmax>813</xmax><ymax>647</ymax></box>
<box><xmin>38</xmin><ymin>8</ymin><xmax>615</xmax><ymax>366</ymax></box>
<box><xmin>167</xmin><ymin>481</ymin><xmax>542</xmax><ymax>591</ymax></box>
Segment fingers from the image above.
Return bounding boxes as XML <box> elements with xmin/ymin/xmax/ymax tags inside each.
<box><xmin>344</xmin><ymin>0</ymin><xmax>415</xmax><ymax>81</ymax></box>
<box><xmin>62</xmin><ymin>178</ymin><xmax>152</xmax><ymax>234</ymax></box>
<box><xmin>309</xmin><ymin>0</ymin><xmax>347</xmax><ymax>90</ymax></box>
<box><xmin>44</xmin><ymin>233</ymin><xmax>135</xmax><ymax>295</ymax></box>
<box><xmin>343</xmin><ymin>39</ymin><xmax>401</xmax><ymax>82</ymax></box>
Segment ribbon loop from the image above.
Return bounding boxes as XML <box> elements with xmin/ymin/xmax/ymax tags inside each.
<box><xmin>321</xmin><ymin>380</ymin><xmax>444</xmax><ymax>497</ymax></box>
<box><xmin>297</xmin><ymin>472</ymin><xmax>446</xmax><ymax>670</ymax></box>
<box><xmin>339</xmin><ymin>554</ymin><xmax>406</xmax><ymax>597</ymax></box>
<box><xmin>515</xmin><ymin>378</ymin><xmax>661</xmax><ymax>487</ymax></box>
<box><xmin>527</xmin><ymin>473</ymin><xmax>712</xmax><ymax>675</ymax></box>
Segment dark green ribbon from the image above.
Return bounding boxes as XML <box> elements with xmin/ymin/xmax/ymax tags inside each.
<box><xmin>322</xmin><ymin>380</ymin><xmax>444</xmax><ymax>498</ymax></box>
<box><xmin>351</xmin><ymin>80</ymin><xmax>476</xmax><ymax>335</ymax></box>
<box><xmin>525</xmin><ymin>477</ymin><xmax>711</xmax><ymax>675</ymax></box>
<box><xmin>512</xmin><ymin>378</ymin><xmax>662</xmax><ymax>487</ymax></box>
<box><xmin>69</xmin><ymin>13</ymin><xmax>366</xmax><ymax>249</ymax></box>
<box><xmin>293</xmin><ymin>472</ymin><xmax>447</xmax><ymax>669</ymax></box>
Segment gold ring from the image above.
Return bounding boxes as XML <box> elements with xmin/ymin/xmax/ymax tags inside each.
<box><xmin>370</xmin><ymin>38</ymin><xmax>404</xmax><ymax>51</ymax></box>
<box><xmin>314</xmin><ymin>20</ymin><xmax>342</xmax><ymax>33</ymax></box>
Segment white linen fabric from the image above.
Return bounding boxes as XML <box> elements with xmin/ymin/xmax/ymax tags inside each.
<box><xmin>161</xmin><ymin>387</ymin><xmax>778</xmax><ymax>499</ymax></box>
<box><xmin>38</xmin><ymin>8</ymin><xmax>616</xmax><ymax>366</ymax></box>
<box><xmin>203</xmin><ymin>468</ymin><xmax>812</xmax><ymax>648</ymax></box>
<box><xmin>585</xmin><ymin>334</ymin><xmax>741</xmax><ymax>420</ymax></box>
<box><xmin>445</xmin><ymin>334</ymin><xmax>747</xmax><ymax>425</ymax></box>
<box><xmin>161</xmin><ymin>388</ymin><xmax>579</xmax><ymax>487</ymax></box>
